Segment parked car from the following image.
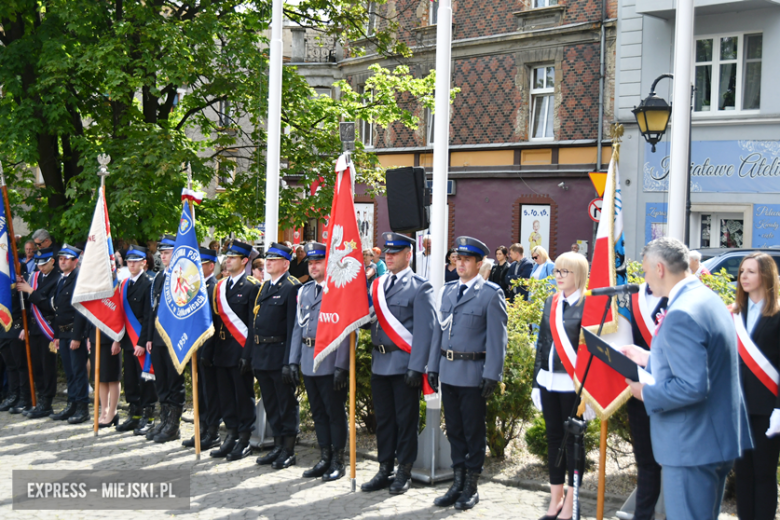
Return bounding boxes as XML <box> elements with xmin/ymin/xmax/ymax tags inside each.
<box><xmin>700</xmin><ymin>248</ymin><xmax>780</xmax><ymax>280</ymax></box>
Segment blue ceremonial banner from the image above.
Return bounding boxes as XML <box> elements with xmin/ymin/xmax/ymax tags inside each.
<box><xmin>155</xmin><ymin>203</ymin><xmax>214</xmax><ymax>374</ymax></box>
<box><xmin>0</xmin><ymin>202</ymin><xmax>16</xmax><ymax>331</ymax></box>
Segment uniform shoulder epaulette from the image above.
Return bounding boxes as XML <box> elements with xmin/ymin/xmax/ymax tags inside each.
<box><xmin>302</xmin><ymin>279</ymin><xmax>316</xmax><ymax>288</ymax></box>
<box><xmin>246</xmin><ymin>275</ymin><xmax>261</xmax><ymax>285</ymax></box>
<box><xmin>484</xmin><ymin>281</ymin><xmax>501</xmax><ymax>291</ymax></box>
<box><xmin>444</xmin><ymin>280</ymin><xmax>459</xmax><ymax>286</ymax></box>
<box><xmin>288</xmin><ymin>275</ymin><xmax>302</xmax><ymax>286</ymax></box>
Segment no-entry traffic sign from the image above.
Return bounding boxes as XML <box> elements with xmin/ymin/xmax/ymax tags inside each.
<box><xmin>589</xmin><ymin>198</ymin><xmax>603</xmax><ymax>222</ymax></box>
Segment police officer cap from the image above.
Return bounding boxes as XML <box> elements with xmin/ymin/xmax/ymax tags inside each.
<box><xmin>34</xmin><ymin>247</ymin><xmax>55</xmax><ymax>265</ymax></box>
<box><xmin>265</xmin><ymin>242</ymin><xmax>292</xmax><ymax>261</ymax></box>
<box><xmin>125</xmin><ymin>244</ymin><xmax>148</xmax><ymax>261</ymax></box>
<box><xmin>304</xmin><ymin>242</ymin><xmax>327</xmax><ymax>260</ymax></box>
<box><xmin>226</xmin><ymin>240</ymin><xmax>254</xmax><ymax>258</ymax></box>
<box><xmin>382</xmin><ymin>232</ymin><xmax>415</xmax><ymax>253</ymax></box>
<box><xmin>199</xmin><ymin>247</ymin><xmax>218</xmax><ymax>263</ymax></box>
<box><xmin>58</xmin><ymin>243</ymin><xmax>82</xmax><ymax>259</ymax></box>
<box><xmin>158</xmin><ymin>234</ymin><xmax>176</xmax><ymax>251</ymax></box>
<box><xmin>455</xmin><ymin>236</ymin><xmax>489</xmax><ymax>259</ymax></box>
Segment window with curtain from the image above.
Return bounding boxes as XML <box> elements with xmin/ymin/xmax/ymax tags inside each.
<box><xmin>531</xmin><ymin>65</ymin><xmax>555</xmax><ymax>139</ymax></box>
<box><xmin>694</xmin><ymin>33</ymin><xmax>761</xmax><ymax>113</ymax></box>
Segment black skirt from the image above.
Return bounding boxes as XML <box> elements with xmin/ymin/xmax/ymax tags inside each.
<box><xmin>88</xmin><ymin>329</ymin><xmax>122</xmax><ymax>383</ymax></box>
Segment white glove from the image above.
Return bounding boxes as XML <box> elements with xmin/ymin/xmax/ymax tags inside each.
<box><xmin>766</xmin><ymin>409</ymin><xmax>780</xmax><ymax>438</ymax></box>
<box><xmin>583</xmin><ymin>404</ymin><xmax>597</xmax><ymax>421</ymax></box>
<box><xmin>531</xmin><ymin>388</ymin><xmax>542</xmax><ymax>411</ymax></box>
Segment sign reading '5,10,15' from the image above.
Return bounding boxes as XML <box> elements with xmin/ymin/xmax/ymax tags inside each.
<box><xmin>643</xmin><ymin>140</ymin><xmax>780</xmax><ymax>193</ymax></box>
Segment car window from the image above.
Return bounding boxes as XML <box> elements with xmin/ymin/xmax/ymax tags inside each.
<box><xmin>704</xmin><ymin>255</ymin><xmax>742</xmax><ymax>279</ymax></box>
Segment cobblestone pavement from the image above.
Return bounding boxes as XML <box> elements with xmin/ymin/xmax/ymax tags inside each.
<box><xmin>0</xmin><ymin>405</ymin><xmax>625</xmax><ymax>520</ymax></box>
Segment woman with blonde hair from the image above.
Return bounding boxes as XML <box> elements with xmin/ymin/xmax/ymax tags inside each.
<box><xmin>531</xmin><ymin>252</ymin><xmax>590</xmax><ymax>520</ymax></box>
<box><xmin>732</xmin><ymin>252</ymin><xmax>780</xmax><ymax>520</ymax></box>
<box><xmin>530</xmin><ymin>246</ymin><xmax>556</xmax><ymax>280</ymax></box>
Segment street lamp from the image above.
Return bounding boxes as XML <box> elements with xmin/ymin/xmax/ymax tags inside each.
<box><xmin>632</xmin><ymin>74</ymin><xmax>673</xmax><ymax>153</ymax></box>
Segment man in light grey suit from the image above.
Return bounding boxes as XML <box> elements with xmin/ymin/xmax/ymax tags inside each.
<box><xmin>289</xmin><ymin>241</ymin><xmax>350</xmax><ymax>482</ymax></box>
<box><xmin>427</xmin><ymin>236</ymin><xmax>507</xmax><ymax>511</ymax></box>
<box><xmin>361</xmin><ymin>232</ymin><xmax>436</xmax><ymax>495</ymax></box>
<box><xmin>621</xmin><ymin>237</ymin><xmax>752</xmax><ymax>520</ymax></box>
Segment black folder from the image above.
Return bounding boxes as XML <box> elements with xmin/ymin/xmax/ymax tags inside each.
<box><xmin>583</xmin><ymin>329</ymin><xmax>645</xmax><ymax>383</ymax></box>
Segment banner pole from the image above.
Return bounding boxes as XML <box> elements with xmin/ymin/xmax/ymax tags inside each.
<box><xmin>596</xmin><ymin>419</ymin><xmax>608</xmax><ymax>520</ymax></box>
<box><xmin>0</xmin><ymin>162</ymin><xmax>36</xmax><ymax>408</ymax></box>
<box><xmin>187</xmin><ymin>164</ymin><xmax>202</xmax><ymax>460</ymax></box>
<box><xmin>93</xmin><ymin>329</ymin><xmax>101</xmax><ymax>436</ymax></box>
<box><xmin>349</xmin><ymin>331</ymin><xmax>356</xmax><ymax>492</ymax></box>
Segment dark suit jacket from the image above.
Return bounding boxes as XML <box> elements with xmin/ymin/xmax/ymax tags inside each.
<box><xmin>505</xmin><ymin>258</ymin><xmax>534</xmax><ymax>301</ymax></box>
<box><xmin>147</xmin><ymin>272</ymin><xmax>167</xmax><ymax>346</ymax></box>
<box><xmin>214</xmin><ymin>273</ymin><xmax>261</xmax><ymax>368</ymax></box>
<box><xmin>247</xmin><ymin>271</ymin><xmax>300</xmax><ymax>371</ymax></box>
<box><xmin>35</xmin><ymin>269</ymin><xmax>87</xmax><ymax>341</ymax></box>
<box><xmin>739</xmin><ymin>310</ymin><xmax>780</xmax><ymax>415</ymax></box>
<box><xmin>118</xmin><ymin>273</ymin><xmax>153</xmax><ymax>350</ymax></box>
<box><xmin>26</xmin><ymin>270</ymin><xmax>58</xmax><ymax>337</ymax></box>
<box><xmin>199</xmin><ymin>275</ymin><xmax>218</xmax><ymax>363</ymax></box>
<box><xmin>532</xmin><ymin>293</ymin><xmax>585</xmax><ymax>388</ymax></box>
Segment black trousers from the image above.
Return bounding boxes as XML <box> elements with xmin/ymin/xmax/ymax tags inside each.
<box><xmin>371</xmin><ymin>373</ymin><xmax>420</xmax><ymax>465</ymax></box>
<box><xmin>442</xmin><ymin>383</ymin><xmax>487</xmax><ymax>473</ymax></box>
<box><xmin>150</xmin><ymin>344</ymin><xmax>185</xmax><ymax>407</ymax></box>
<box><xmin>255</xmin><ymin>369</ymin><xmax>298</xmax><ymax>437</ymax></box>
<box><xmin>626</xmin><ymin>397</ymin><xmax>661</xmax><ymax>520</ymax></box>
<box><xmin>303</xmin><ymin>374</ymin><xmax>348</xmax><ymax>450</ymax></box>
<box><xmin>197</xmin><ymin>357</ymin><xmax>221</xmax><ymax>430</ymax></box>
<box><xmin>122</xmin><ymin>349</ymin><xmax>157</xmax><ymax>408</ymax></box>
<box><xmin>0</xmin><ymin>338</ymin><xmax>30</xmax><ymax>403</ymax></box>
<box><xmin>735</xmin><ymin>413</ymin><xmax>780</xmax><ymax>520</ymax></box>
<box><xmin>540</xmin><ymin>388</ymin><xmax>585</xmax><ymax>486</ymax></box>
<box><xmin>58</xmin><ymin>338</ymin><xmax>89</xmax><ymax>404</ymax></box>
<box><xmin>29</xmin><ymin>335</ymin><xmax>57</xmax><ymax>399</ymax></box>
<box><xmin>216</xmin><ymin>365</ymin><xmax>255</xmax><ymax>432</ymax></box>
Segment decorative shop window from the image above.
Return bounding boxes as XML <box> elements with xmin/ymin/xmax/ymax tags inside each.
<box><xmin>694</xmin><ymin>33</ymin><xmax>762</xmax><ymax>113</ymax></box>
<box><xmin>530</xmin><ymin>65</ymin><xmax>555</xmax><ymax>139</ymax></box>
<box><xmin>534</xmin><ymin>0</ymin><xmax>558</xmax><ymax>7</ymax></box>
<box><xmin>359</xmin><ymin>86</ymin><xmax>374</xmax><ymax>148</ymax></box>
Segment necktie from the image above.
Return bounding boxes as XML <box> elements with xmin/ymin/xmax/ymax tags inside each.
<box><xmin>315</xmin><ymin>285</ymin><xmax>322</xmax><ymax>299</ymax></box>
<box><xmin>128</xmin><ymin>278</ymin><xmax>135</xmax><ymax>288</ymax></box>
<box><xmin>227</xmin><ymin>278</ymin><xmax>234</xmax><ymax>292</ymax></box>
<box><xmin>457</xmin><ymin>284</ymin><xmax>467</xmax><ymax>302</ymax></box>
<box><xmin>652</xmin><ymin>297</ymin><xmax>669</xmax><ymax>325</ymax></box>
<box><xmin>55</xmin><ymin>276</ymin><xmax>66</xmax><ymax>298</ymax></box>
<box><xmin>386</xmin><ymin>275</ymin><xmax>397</xmax><ymax>293</ymax></box>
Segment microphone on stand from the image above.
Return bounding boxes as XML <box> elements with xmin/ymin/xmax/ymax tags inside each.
<box><xmin>584</xmin><ymin>284</ymin><xmax>641</xmax><ymax>297</ymax></box>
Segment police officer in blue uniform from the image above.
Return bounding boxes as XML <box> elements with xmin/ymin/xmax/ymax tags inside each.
<box><xmin>114</xmin><ymin>245</ymin><xmax>158</xmax><ymax>433</ymax></box>
<box><xmin>428</xmin><ymin>236</ymin><xmax>507</xmax><ymax>510</ymax></box>
<box><xmin>361</xmin><ymin>232</ymin><xmax>436</xmax><ymax>495</ymax></box>
<box><xmin>16</xmin><ymin>248</ymin><xmax>57</xmax><ymax>418</ymax></box>
<box><xmin>248</xmin><ymin>242</ymin><xmax>302</xmax><ymax>469</ymax></box>
<box><xmin>183</xmin><ymin>246</ymin><xmax>222</xmax><ymax>450</ymax></box>
<box><xmin>0</xmin><ymin>262</ymin><xmax>30</xmax><ymax>415</ymax></box>
<box><xmin>145</xmin><ymin>235</ymin><xmax>186</xmax><ymax>442</ymax></box>
<box><xmin>289</xmin><ymin>242</ymin><xmax>351</xmax><ymax>481</ymax></box>
<box><xmin>210</xmin><ymin>241</ymin><xmax>261</xmax><ymax>461</ymax></box>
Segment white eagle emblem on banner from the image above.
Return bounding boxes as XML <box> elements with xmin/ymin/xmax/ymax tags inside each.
<box><xmin>325</xmin><ymin>224</ymin><xmax>362</xmax><ymax>292</ymax></box>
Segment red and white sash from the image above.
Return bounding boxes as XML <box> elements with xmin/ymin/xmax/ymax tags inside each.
<box><xmin>372</xmin><ymin>275</ymin><xmax>435</xmax><ymax>399</ymax></box>
<box><xmin>30</xmin><ymin>272</ymin><xmax>55</xmax><ymax>341</ymax></box>
<box><xmin>550</xmin><ymin>291</ymin><xmax>577</xmax><ymax>380</ymax></box>
<box><xmin>734</xmin><ymin>313</ymin><xmax>779</xmax><ymax>397</ymax></box>
<box><xmin>217</xmin><ymin>278</ymin><xmax>248</xmax><ymax>347</ymax></box>
<box><xmin>632</xmin><ymin>283</ymin><xmax>656</xmax><ymax>348</ymax></box>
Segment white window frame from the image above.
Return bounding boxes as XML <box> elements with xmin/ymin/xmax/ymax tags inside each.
<box><xmin>690</xmin><ymin>204</ymin><xmax>753</xmax><ymax>249</ymax></box>
<box><xmin>693</xmin><ymin>32</ymin><xmax>762</xmax><ymax>116</ymax></box>
<box><xmin>530</xmin><ymin>65</ymin><xmax>555</xmax><ymax>141</ymax></box>
<box><xmin>426</xmin><ymin>107</ymin><xmax>435</xmax><ymax>146</ymax></box>
<box><xmin>534</xmin><ymin>0</ymin><xmax>558</xmax><ymax>7</ymax></box>
<box><xmin>429</xmin><ymin>0</ymin><xmax>439</xmax><ymax>25</ymax></box>
<box><xmin>365</xmin><ymin>2</ymin><xmax>377</xmax><ymax>36</ymax></box>
<box><xmin>359</xmin><ymin>86</ymin><xmax>374</xmax><ymax>148</ymax></box>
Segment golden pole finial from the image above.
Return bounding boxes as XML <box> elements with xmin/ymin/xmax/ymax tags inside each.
<box><xmin>608</xmin><ymin>123</ymin><xmax>624</xmax><ymax>164</ymax></box>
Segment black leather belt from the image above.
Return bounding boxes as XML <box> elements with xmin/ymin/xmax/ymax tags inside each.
<box><xmin>58</xmin><ymin>324</ymin><xmax>74</xmax><ymax>333</ymax></box>
<box><xmin>303</xmin><ymin>338</ymin><xmax>316</xmax><ymax>348</ymax></box>
<box><xmin>255</xmin><ymin>335</ymin><xmax>284</xmax><ymax>344</ymax></box>
<box><xmin>441</xmin><ymin>349</ymin><xmax>486</xmax><ymax>361</ymax></box>
<box><xmin>374</xmin><ymin>344</ymin><xmax>401</xmax><ymax>354</ymax></box>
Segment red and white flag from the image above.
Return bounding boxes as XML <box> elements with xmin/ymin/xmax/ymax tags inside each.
<box><xmin>72</xmin><ymin>186</ymin><xmax>125</xmax><ymax>341</ymax></box>
<box><xmin>574</xmin><ymin>156</ymin><xmax>634</xmax><ymax>419</ymax></box>
<box><xmin>313</xmin><ymin>155</ymin><xmax>371</xmax><ymax>371</ymax></box>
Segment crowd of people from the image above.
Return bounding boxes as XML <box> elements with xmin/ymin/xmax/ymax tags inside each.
<box><xmin>1</xmin><ymin>228</ymin><xmax>778</xmax><ymax>519</ymax></box>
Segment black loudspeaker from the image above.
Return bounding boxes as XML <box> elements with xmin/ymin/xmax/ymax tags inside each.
<box><xmin>386</xmin><ymin>166</ymin><xmax>431</xmax><ymax>233</ymax></box>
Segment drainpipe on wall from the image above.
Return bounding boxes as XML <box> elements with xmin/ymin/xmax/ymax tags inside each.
<box><xmin>596</xmin><ymin>0</ymin><xmax>607</xmax><ymax>171</ymax></box>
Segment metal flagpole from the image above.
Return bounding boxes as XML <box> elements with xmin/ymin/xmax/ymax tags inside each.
<box><xmin>0</xmin><ymin>161</ymin><xmax>36</xmax><ymax>409</ymax></box>
<box><xmin>93</xmin><ymin>155</ymin><xmax>111</xmax><ymax>436</ymax></box>
<box><xmin>412</xmin><ymin>0</ymin><xmax>454</xmax><ymax>484</ymax></box>
<box><xmin>263</xmin><ymin>0</ymin><xmax>284</xmax><ymax>247</ymax></box>
<box><xmin>666</xmin><ymin>0</ymin><xmax>695</xmax><ymax>241</ymax></box>
<box><xmin>349</xmin><ymin>331</ymin><xmax>357</xmax><ymax>492</ymax></box>
<box><xmin>186</xmin><ymin>163</ymin><xmax>202</xmax><ymax>460</ymax></box>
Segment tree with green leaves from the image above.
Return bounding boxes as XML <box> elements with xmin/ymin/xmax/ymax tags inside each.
<box><xmin>0</xmin><ymin>0</ymin><xmax>441</xmax><ymax>244</ymax></box>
